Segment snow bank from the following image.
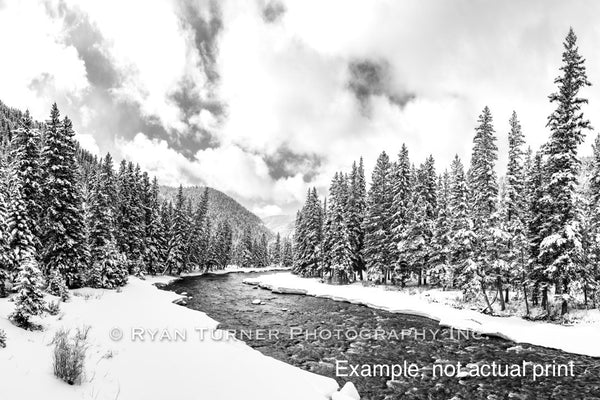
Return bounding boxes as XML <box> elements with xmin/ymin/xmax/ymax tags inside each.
<box><xmin>177</xmin><ymin>265</ymin><xmax>291</xmax><ymax>279</ymax></box>
<box><xmin>0</xmin><ymin>275</ymin><xmax>339</xmax><ymax>400</ymax></box>
<box><xmin>243</xmin><ymin>272</ymin><xmax>600</xmax><ymax>358</ymax></box>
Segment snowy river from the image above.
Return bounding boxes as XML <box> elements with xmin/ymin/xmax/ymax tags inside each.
<box><xmin>162</xmin><ymin>272</ymin><xmax>600</xmax><ymax>400</ymax></box>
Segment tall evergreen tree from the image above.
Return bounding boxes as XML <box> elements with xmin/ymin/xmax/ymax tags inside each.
<box><xmin>10</xmin><ymin>111</ymin><xmax>42</xmax><ymax>248</ymax></box>
<box><xmin>466</xmin><ymin>106</ymin><xmax>498</xmax><ymax>309</ymax></box>
<box><xmin>540</xmin><ymin>28</ymin><xmax>591</xmax><ymax>315</ymax></box>
<box><xmin>363</xmin><ymin>152</ymin><xmax>393</xmax><ymax>283</ymax></box>
<box><xmin>40</xmin><ymin>107</ymin><xmax>87</xmax><ymax>288</ymax></box>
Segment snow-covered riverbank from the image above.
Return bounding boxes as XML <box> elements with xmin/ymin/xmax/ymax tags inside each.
<box><xmin>0</xmin><ymin>274</ymin><xmax>343</xmax><ymax>400</ymax></box>
<box><xmin>243</xmin><ymin>272</ymin><xmax>600</xmax><ymax>358</ymax></box>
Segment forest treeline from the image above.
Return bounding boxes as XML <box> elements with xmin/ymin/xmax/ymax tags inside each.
<box><xmin>293</xmin><ymin>28</ymin><xmax>597</xmax><ymax>317</ymax></box>
<box><xmin>0</xmin><ymin>100</ymin><xmax>289</xmax><ymax>327</ymax></box>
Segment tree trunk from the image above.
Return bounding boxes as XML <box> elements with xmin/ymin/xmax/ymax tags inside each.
<box><xmin>481</xmin><ymin>281</ymin><xmax>494</xmax><ymax>314</ymax></box>
<box><xmin>522</xmin><ymin>285</ymin><xmax>529</xmax><ymax>316</ymax></box>
<box><xmin>497</xmin><ymin>277</ymin><xmax>506</xmax><ymax>311</ymax></box>
<box><xmin>504</xmin><ymin>288</ymin><xmax>509</xmax><ymax>303</ymax></box>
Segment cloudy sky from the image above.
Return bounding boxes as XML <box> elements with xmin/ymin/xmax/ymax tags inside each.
<box><xmin>1</xmin><ymin>0</ymin><xmax>600</xmax><ymax>218</ymax></box>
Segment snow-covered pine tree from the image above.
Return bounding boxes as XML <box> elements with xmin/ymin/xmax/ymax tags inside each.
<box><xmin>87</xmin><ymin>155</ymin><xmax>128</xmax><ymax>288</ymax></box>
<box><xmin>540</xmin><ymin>28</ymin><xmax>592</xmax><ymax>315</ymax></box>
<box><xmin>466</xmin><ymin>106</ymin><xmax>498</xmax><ymax>310</ymax></box>
<box><xmin>10</xmin><ymin>255</ymin><xmax>46</xmax><ymax>328</ymax></box>
<box><xmin>363</xmin><ymin>152</ymin><xmax>393</xmax><ymax>283</ymax></box>
<box><xmin>322</xmin><ymin>172</ymin><xmax>353</xmax><ymax>283</ymax></box>
<box><xmin>448</xmin><ymin>155</ymin><xmax>475</xmax><ymax>290</ymax></box>
<box><xmin>6</xmin><ymin>182</ymin><xmax>36</xmax><ymax>277</ymax></box>
<box><xmin>429</xmin><ymin>172</ymin><xmax>452</xmax><ymax>288</ymax></box>
<box><xmin>272</xmin><ymin>233</ymin><xmax>282</xmax><ymax>265</ymax></box>
<box><xmin>504</xmin><ymin>111</ymin><xmax>529</xmax><ymax>306</ymax></box>
<box><xmin>40</xmin><ymin>107</ymin><xmax>87</xmax><ymax>288</ymax></box>
<box><xmin>527</xmin><ymin>152</ymin><xmax>551</xmax><ymax>308</ymax></box>
<box><xmin>240</xmin><ymin>226</ymin><xmax>254</xmax><ymax>268</ymax></box>
<box><xmin>294</xmin><ymin>188</ymin><xmax>323</xmax><ymax>277</ymax></box>
<box><xmin>390</xmin><ymin>145</ymin><xmax>412</xmax><ymax>279</ymax></box>
<box><xmin>211</xmin><ymin>220</ymin><xmax>232</xmax><ymax>269</ymax></box>
<box><xmin>189</xmin><ymin>188</ymin><xmax>209</xmax><ymax>269</ymax></box>
<box><xmin>10</xmin><ymin>110</ymin><xmax>42</xmax><ymax>249</ymax></box>
<box><xmin>165</xmin><ymin>185</ymin><xmax>188</xmax><ymax>275</ymax></box>
<box><xmin>346</xmin><ymin>158</ymin><xmax>367</xmax><ymax>279</ymax></box>
<box><xmin>282</xmin><ymin>239</ymin><xmax>293</xmax><ymax>268</ymax></box>
<box><xmin>586</xmin><ymin>133</ymin><xmax>600</xmax><ymax>305</ymax></box>
<box><xmin>143</xmin><ymin>177</ymin><xmax>163</xmax><ymax>275</ymax></box>
<box><xmin>0</xmin><ymin>148</ymin><xmax>12</xmax><ymax>297</ymax></box>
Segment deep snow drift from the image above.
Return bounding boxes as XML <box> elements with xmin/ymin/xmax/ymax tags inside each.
<box><xmin>0</xmin><ymin>274</ymin><xmax>343</xmax><ymax>400</ymax></box>
<box><xmin>243</xmin><ymin>272</ymin><xmax>600</xmax><ymax>358</ymax></box>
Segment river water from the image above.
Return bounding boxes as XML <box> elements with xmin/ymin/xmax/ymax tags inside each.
<box><xmin>161</xmin><ymin>272</ymin><xmax>600</xmax><ymax>400</ymax></box>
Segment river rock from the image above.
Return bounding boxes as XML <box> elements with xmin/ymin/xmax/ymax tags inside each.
<box><xmin>251</xmin><ymin>299</ymin><xmax>262</xmax><ymax>305</ymax></box>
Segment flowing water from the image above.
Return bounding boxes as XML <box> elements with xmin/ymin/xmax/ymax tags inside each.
<box><xmin>161</xmin><ymin>272</ymin><xmax>600</xmax><ymax>400</ymax></box>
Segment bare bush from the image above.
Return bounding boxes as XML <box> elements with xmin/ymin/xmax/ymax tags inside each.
<box><xmin>52</xmin><ymin>326</ymin><xmax>90</xmax><ymax>385</ymax></box>
<box><xmin>0</xmin><ymin>329</ymin><xmax>6</xmax><ymax>348</ymax></box>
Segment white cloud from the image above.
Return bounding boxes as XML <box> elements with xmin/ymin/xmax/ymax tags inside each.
<box><xmin>0</xmin><ymin>1</ymin><xmax>89</xmax><ymax>119</ymax></box>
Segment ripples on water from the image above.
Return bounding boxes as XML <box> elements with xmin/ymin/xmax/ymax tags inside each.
<box><xmin>162</xmin><ymin>272</ymin><xmax>600</xmax><ymax>400</ymax></box>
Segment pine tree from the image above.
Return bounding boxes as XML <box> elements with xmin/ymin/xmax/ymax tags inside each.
<box><xmin>272</xmin><ymin>233</ymin><xmax>282</xmax><ymax>265</ymax></box>
<box><xmin>390</xmin><ymin>145</ymin><xmax>412</xmax><ymax>278</ymax></box>
<box><xmin>6</xmin><ymin>182</ymin><xmax>36</xmax><ymax>275</ymax></box>
<box><xmin>346</xmin><ymin>158</ymin><xmax>367</xmax><ymax>279</ymax></box>
<box><xmin>40</xmin><ymin>106</ymin><xmax>87</xmax><ymax>288</ymax></box>
<box><xmin>540</xmin><ymin>28</ymin><xmax>592</xmax><ymax>315</ymax></box>
<box><xmin>363</xmin><ymin>152</ymin><xmax>393</xmax><ymax>283</ymax></box>
<box><xmin>282</xmin><ymin>239</ymin><xmax>293</xmax><ymax>268</ymax></box>
<box><xmin>10</xmin><ymin>256</ymin><xmax>46</xmax><ymax>328</ymax></box>
<box><xmin>504</xmin><ymin>111</ymin><xmax>529</xmax><ymax>307</ymax></box>
<box><xmin>430</xmin><ymin>172</ymin><xmax>452</xmax><ymax>287</ymax></box>
<box><xmin>448</xmin><ymin>155</ymin><xmax>475</xmax><ymax>289</ymax></box>
<box><xmin>143</xmin><ymin>177</ymin><xmax>163</xmax><ymax>275</ymax></box>
<box><xmin>322</xmin><ymin>172</ymin><xmax>353</xmax><ymax>283</ymax></box>
<box><xmin>0</xmin><ymin>154</ymin><xmax>10</xmax><ymax>297</ymax></box>
<box><xmin>10</xmin><ymin>110</ymin><xmax>42</xmax><ymax>249</ymax></box>
<box><xmin>165</xmin><ymin>185</ymin><xmax>187</xmax><ymax>275</ymax></box>
<box><xmin>240</xmin><ymin>226</ymin><xmax>254</xmax><ymax>268</ymax></box>
<box><xmin>466</xmin><ymin>106</ymin><xmax>498</xmax><ymax>310</ymax></box>
<box><xmin>293</xmin><ymin>188</ymin><xmax>323</xmax><ymax>276</ymax></box>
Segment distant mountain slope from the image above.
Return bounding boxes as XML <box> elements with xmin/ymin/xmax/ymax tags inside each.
<box><xmin>159</xmin><ymin>186</ymin><xmax>272</xmax><ymax>240</ymax></box>
<box><xmin>262</xmin><ymin>214</ymin><xmax>295</xmax><ymax>239</ymax></box>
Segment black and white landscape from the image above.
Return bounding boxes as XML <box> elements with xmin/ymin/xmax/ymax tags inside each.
<box><xmin>1</xmin><ymin>1</ymin><xmax>600</xmax><ymax>399</ymax></box>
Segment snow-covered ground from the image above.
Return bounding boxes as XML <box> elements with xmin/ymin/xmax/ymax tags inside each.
<box><xmin>0</xmin><ymin>273</ymin><xmax>347</xmax><ymax>400</ymax></box>
<box><xmin>179</xmin><ymin>264</ymin><xmax>291</xmax><ymax>278</ymax></box>
<box><xmin>243</xmin><ymin>272</ymin><xmax>600</xmax><ymax>358</ymax></box>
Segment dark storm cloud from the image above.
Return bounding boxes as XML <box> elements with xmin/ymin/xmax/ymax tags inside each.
<box><xmin>347</xmin><ymin>59</ymin><xmax>415</xmax><ymax>115</ymax></box>
<box><xmin>261</xmin><ymin>0</ymin><xmax>286</xmax><ymax>23</ymax></box>
<box><xmin>264</xmin><ymin>147</ymin><xmax>323</xmax><ymax>182</ymax></box>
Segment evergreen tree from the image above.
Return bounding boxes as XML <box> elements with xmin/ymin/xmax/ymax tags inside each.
<box><xmin>0</xmin><ymin>156</ymin><xmax>10</xmax><ymax>297</ymax></box>
<box><xmin>6</xmin><ymin>182</ymin><xmax>36</xmax><ymax>275</ymax></box>
<box><xmin>272</xmin><ymin>233</ymin><xmax>282</xmax><ymax>265</ymax></box>
<box><xmin>540</xmin><ymin>28</ymin><xmax>591</xmax><ymax>315</ymax></box>
<box><xmin>165</xmin><ymin>185</ymin><xmax>187</xmax><ymax>275</ymax></box>
<box><xmin>143</xmin><ymin>177</ymin><xmax>163</xmax><ymax>275</ymax></box>
<box><xmin>346</xmin><ymin>158</ymin><xmax>367</xmax><ymax>279</ymax></box>
<box><xmin>10</xmin><ymin>110</ymin><xmax>42</xmax><ymax>248</ymax></box>
<box><xmin>293</xmin><ymin>188</ymin><xmax>323</xmax><ymax>276</ymax></box>
<box><xmin>504</xmin><ymin>111</ymin><xmax>529</xmax><ymax>306</ymax></box>
<box><xmin>10</xmin><ymin>256</ymin><xmax>46</xmax><ymax>328</ymax></box>
<box><xmin>390</xmin><ymin>145</ymin><xmax>412</xmax><ymax>278</ymax></box>
<box><xmin>40</xmin><ymin>107</ymin><xmax>87</xmax><ymax>288</ymax></box>
<box><xmin>322</xmin><ymin>172</ymin><xmax>353</xmax><ymax>283</ymax></box>
<box><xmin>466</xmin><ymin>106</ymin><xmax>498</xmax><ymax>309</ymax></box>
<box><xmin>282</xmin><ymin>239</ymin><xmax>293</xmax><ymax>268</ymax></box>
<box><xmin>363</xmin><ymin>152</ymin><xmax>393</xmax><ymax>283</ymax></box>
<box><xmin>448</xmin><ymin>155</ymin><xmax>475</xmax><ymax>289</ymax></box>
<box><xmin>430</xmin><ymin>172</ymin><xmax>452</xmax><ymax>287</ymax></box>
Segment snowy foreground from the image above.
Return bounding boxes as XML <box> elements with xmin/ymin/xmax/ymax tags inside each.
<box><xmin>244</xmin><ymin>272</ymin><xmax>600</xmax><ymax>358</ymax></box>
<box><xmin>0</xmin><ymin>271</ymin><xmax>359</xmax><ymax>400</ymax></box>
